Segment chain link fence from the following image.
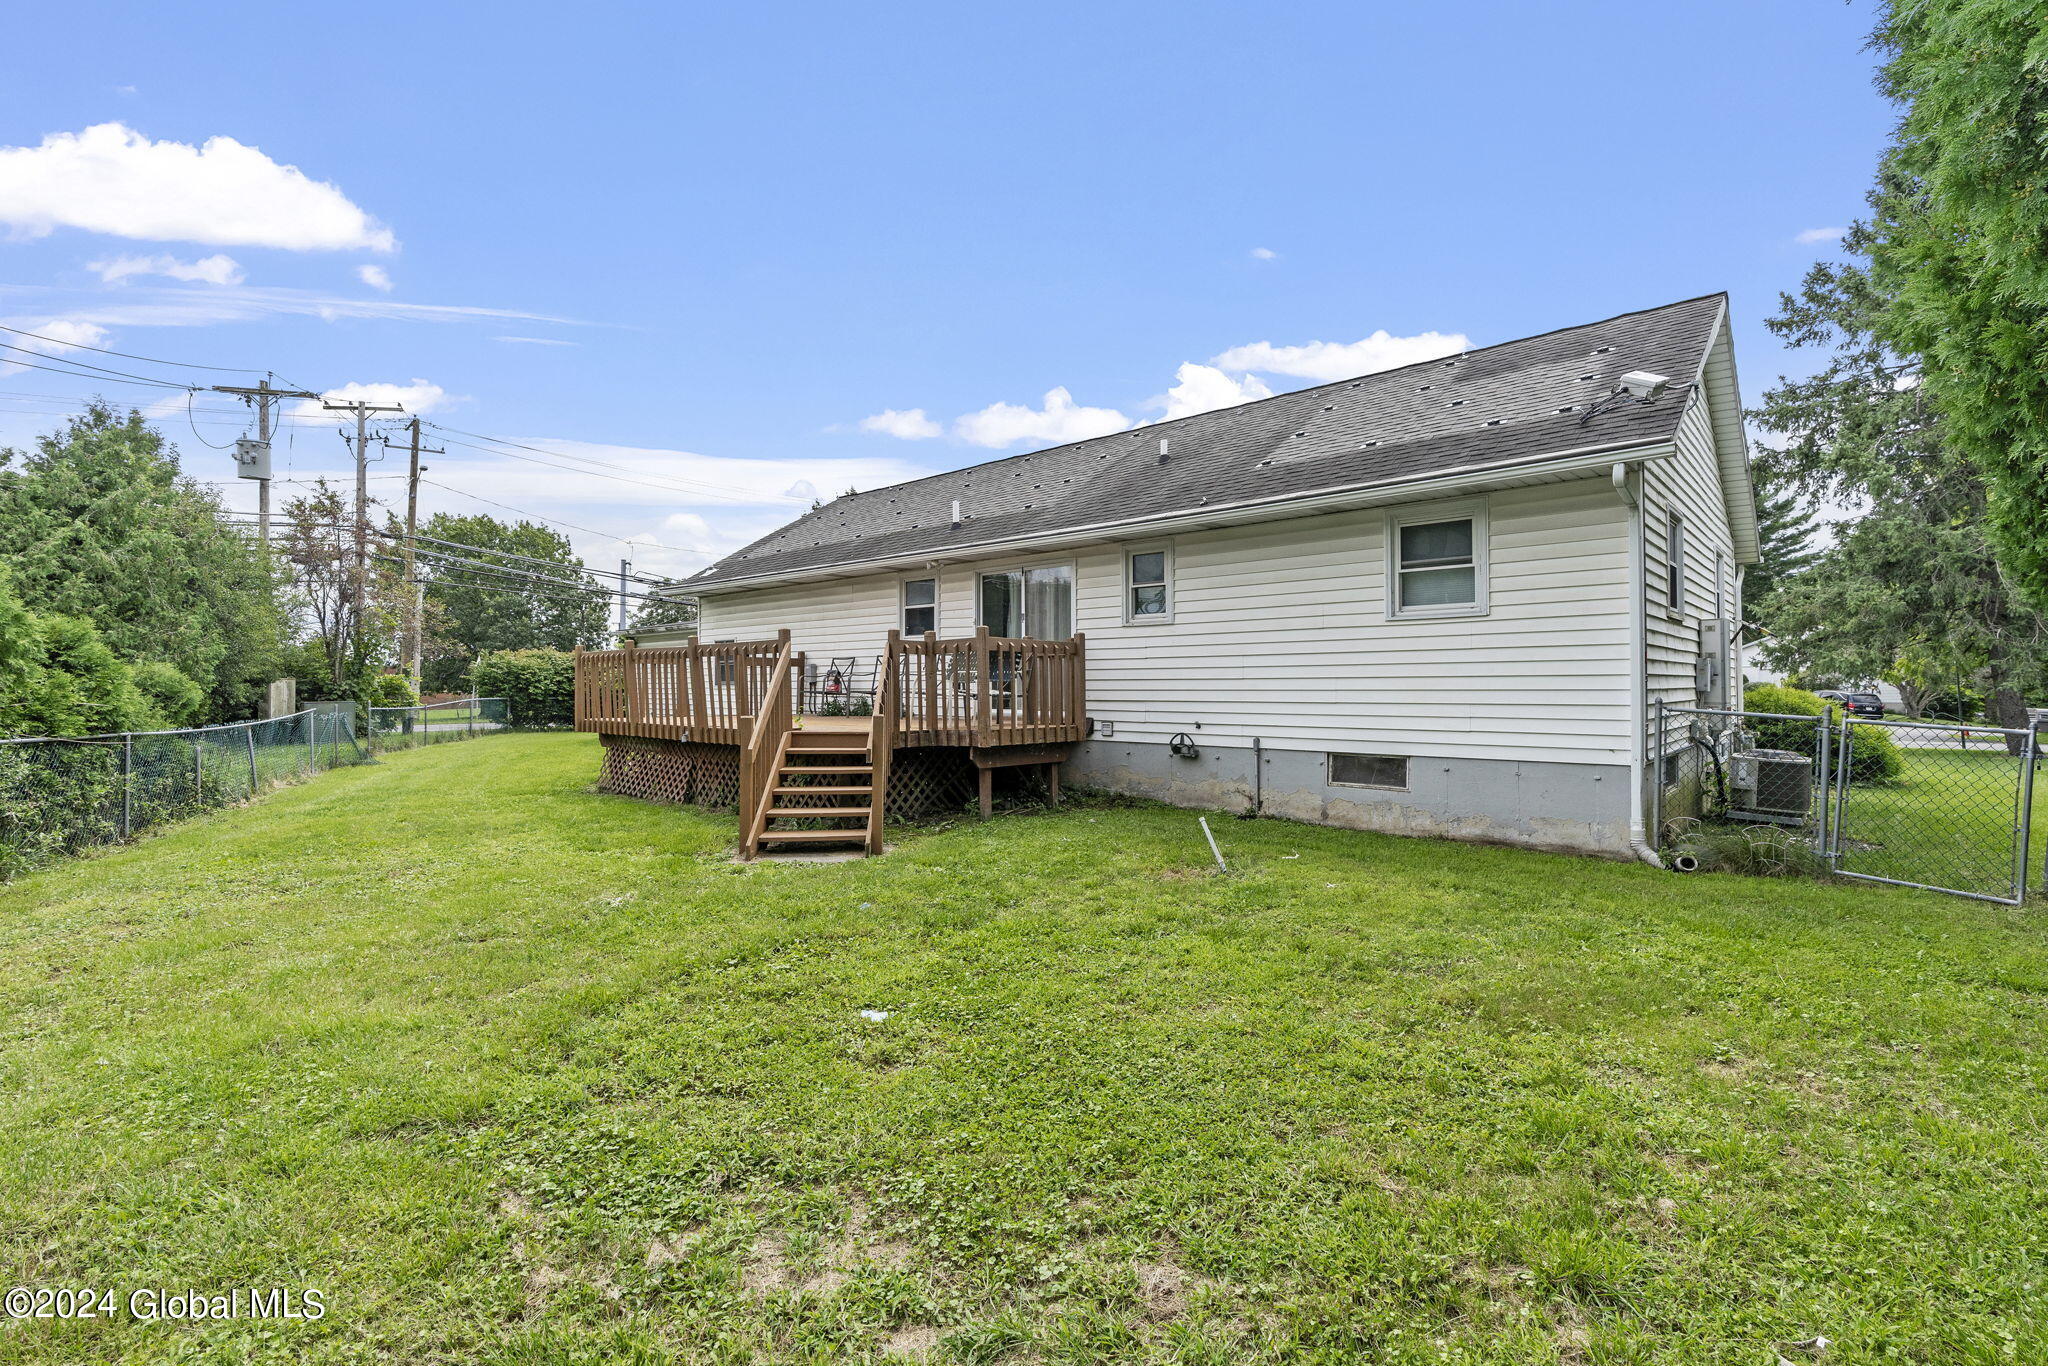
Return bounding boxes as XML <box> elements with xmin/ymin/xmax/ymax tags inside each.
<box><xmin>1652</xmin><ymin>701</ymin><xmax>2043</xmax><ymax>903</ymax></box>
<box><xmin>367</xmin><ymin>696</ymin><xmax>510</xmax><ymax>753</ymax></box>
<box><xmin>1</xmin><ymin>698</ymin><xmax>512</xmax><ymax>881</ymax></box>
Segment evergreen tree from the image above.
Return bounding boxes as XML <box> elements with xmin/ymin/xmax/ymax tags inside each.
<box><xmin>0</xmin><ymin>404</ymin><xmax>285</xmax><ymax>719</ymax></box>
<box><xmin>1863</xmin><ymin>1</ymin><xmax>2048</xmax><ymax>606</ymax></box>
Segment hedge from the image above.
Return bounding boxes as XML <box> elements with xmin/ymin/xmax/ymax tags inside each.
<box><xmin>1742</xmin><ymin>682</ymin><xmax>1903</xmax><ymax>783</ymax></box>
<box><xmin>470</xmin><ymin>649</ymin><xmax>575</xmax><ymax>727</ymax></box>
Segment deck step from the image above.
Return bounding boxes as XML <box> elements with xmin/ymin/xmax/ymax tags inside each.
<box><xmin>773</xmin><ymin>783</ymin><xmax>873</xmax><ymax>795</ymax></box>
<box><xmin>780</xmin><ymin>762</ymin><xmax>874</xmax><ymax>774</ymax></box>
<box><xmin>785</xmin><ymin>743</ymin><xmax>872</xmax><ymax>754</ymax></box>
<box><xmin>757</xmin><ymin>828</ymin><xmax>870</xmax><ymax>844</ymax></box>
<box><xmin>766</xmin><ymin>805</ymin><xmax>871</xmax><ymax>818</ymax></box>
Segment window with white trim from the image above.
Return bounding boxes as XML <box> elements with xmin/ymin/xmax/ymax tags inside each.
<box><xmin>901</xmin><ymin>577</ymin><xmax>937</xmax><ymax>636</ymax></box>
<box><xmin>1126</xmin><ymin>546</ymin><xmax>1171</xmax><ymax>622</ymax></box>
<box><xmin>1388</xmin><ymin>501</ymin><xmax>1487</xmax><ymax>617</ymax></box>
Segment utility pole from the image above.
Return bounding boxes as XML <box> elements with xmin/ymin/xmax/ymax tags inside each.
<box><xmin>323</xmin><ymin>398</ymin><xmax>403</xmax><ymax>665</ymax></box>
<box><xmin>618</xmin><ymin>558</ymin><xmax>632</xmax><ymax>641</ymax></box>
<box><xmin>210</xmin><ymin>376</ymin><xmax>320</xmax><ymax>542</ymax></box>
<box><xmin>387</xmin><ymin>417</ymin><xmax>443</xmax><ymax>691</ymax></box>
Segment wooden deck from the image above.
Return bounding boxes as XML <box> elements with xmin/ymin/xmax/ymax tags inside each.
<box><xmin>574</xmin><ymin>629</ymin><xmax>1086</xmax><ymax>856</ymax></box>
<box><xmin>573</xmin><ymin>629</ymin><xmax>1086</xmax><ymax>750</ymax></box>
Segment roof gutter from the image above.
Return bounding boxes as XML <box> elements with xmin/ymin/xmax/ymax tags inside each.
<box><xmin>687</xmin><ymin>436</ymin><xmax>1675</xmax><ymax>596</ymax></box>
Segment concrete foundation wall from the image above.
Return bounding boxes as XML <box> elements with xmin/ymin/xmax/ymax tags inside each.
<box><xmin>1064</xmin><ymin>739</ymin><xmax>1632</xmax><ymax>857</ymax></box>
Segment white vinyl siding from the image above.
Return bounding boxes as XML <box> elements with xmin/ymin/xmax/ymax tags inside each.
<box><xmin>1643</xmin><ymin>391</ymin><xmax>1741</xmax><ymax>738</ymax></box>
<box><xmin>698</xmin><ymin>477</ymin><xmax>1634</xmax><ymax>765</ymax></box>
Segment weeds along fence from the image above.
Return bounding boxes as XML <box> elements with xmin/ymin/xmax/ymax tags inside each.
<box><xmin>0</xmin><ymin>698</ymin><xmax>511</xmax><ymax>880</ymax></box>
<box><xmin>1653</xmin><ymin>701</ymin><xmax>2043</xmax><ymax>904</ymax></box>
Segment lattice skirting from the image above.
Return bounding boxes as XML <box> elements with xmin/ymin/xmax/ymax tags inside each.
<box><xmin>597</xmin><ymin>736</ymin><xmax>741</xmax><ymax>809</ymax></box>
<box><xmin>595</xmin><ymin>737</ymin><xmax>987</xmax><ymax>820</ymax></box>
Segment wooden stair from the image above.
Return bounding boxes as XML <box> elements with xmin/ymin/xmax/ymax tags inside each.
<box><xmin>743</xmin><ymin>722</ymin><xmax>889</xmax><ymax>857</ymax></box>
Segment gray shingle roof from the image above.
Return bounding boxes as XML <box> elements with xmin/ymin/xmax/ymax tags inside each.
<box><xmin>687</xmin><ymin>294</ymin><xmax>1726</xmax><ymax>590</ymax></box>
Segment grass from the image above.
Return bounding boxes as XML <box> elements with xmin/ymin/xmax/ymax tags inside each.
<box><xmin>1</xmin><ymin>733</ymin><xmax>2044</xmax><ymax>1364</ymax></box>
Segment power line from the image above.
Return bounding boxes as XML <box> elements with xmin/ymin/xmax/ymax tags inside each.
<box><xmin>0</xmin><ymin>339</ymin><xmax>200</xmax><ymax>389</ymax></box>
<box><xmin>0</xmin><ymin>320</ymin><xmax>263</xmax><ymax>374</ymax></box>
<box><xmin>424</xmin><ymin>430</ymin><xmax>781</xmax><ymax>506</ymax></box>
<box><xmin>0</xmin><ymin>352</ymin><xmax>193</xmax><ymax>390</ymax></box>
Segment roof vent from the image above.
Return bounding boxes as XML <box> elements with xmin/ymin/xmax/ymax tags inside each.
<box><xmin>950</xmin><ymin>499</ymin><xmax>962</xmax><ymax>529</ymax></box>
<box><xmin>1158</xmin><ymin>437</ymin><xmax>1170</xmax><ymax>465</ymax></box>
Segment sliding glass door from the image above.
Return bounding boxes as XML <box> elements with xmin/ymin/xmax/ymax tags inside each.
<box><xmin>978</xmin><ymin>565</ymin><xmax>1072</xmax><ymax>639</ymax></box>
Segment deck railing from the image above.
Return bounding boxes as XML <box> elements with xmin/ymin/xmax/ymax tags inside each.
<box><xmin>575</xmin><ymin>627</ymin><xmax>1085</xmax><ymax>749</ymax></box>
<box><xmin>885</xmin><ymin>627</ymin><xmax>1086</xmax><ymax>746</ymax></box>
<box><xmin>574</xmin><ymin>633</ymin><xmax>793</xmax><ymax>745</ymax></box>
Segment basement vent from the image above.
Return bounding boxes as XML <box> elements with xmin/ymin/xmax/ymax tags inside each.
<box><xmin>1329</xmin><ymin>752</ymin><xmax>1409</xmax><ymax>790</ymax></box>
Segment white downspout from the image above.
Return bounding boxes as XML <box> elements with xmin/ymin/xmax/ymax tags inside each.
<box><xmin>1614</xmin><ymin>463</ymin><xmax>1663</xmax><ymax>867</ymax></box>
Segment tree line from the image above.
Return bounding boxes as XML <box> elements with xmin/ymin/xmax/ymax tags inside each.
<box><xmin>0</xmin><ymin>403</ymin><xmax>675</xmax><ymax>739</ymax></box>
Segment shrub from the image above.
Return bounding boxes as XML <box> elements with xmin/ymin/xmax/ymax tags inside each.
<box><xmin>471</xmin><ymin>649</ymin><xmax>574</xmax><ymax>727</ymax></box>
<box><xmin>364</xmin><ymin>673</ymin><xmax>419</xmax><ymax>708</ymax></box>
<box><xmin>131</xmin><ymin>661</ymin><xmax>207</xmax><ymax>728</ymax></box>
<box><xmin>1741</xmin><ymin>682</ymin><xmax>1903</xmax><ymax>783</ymax></box>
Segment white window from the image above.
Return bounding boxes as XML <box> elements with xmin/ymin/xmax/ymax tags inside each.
<box><xmin>1125</xmin><ymin>546</ymin><xmax>1172</xmax><ymax>623</ymax></box>
<box><xmin>1665</xmin><ymin>510</ymin><xmax>1686</xmax><ymax>615</ymax></box>
<box><xmin>901</xmin><ymin>576</ymin><xmax>937</xmax><ymax>636</ymax></box>
<box><xmin>978</xmin><ymin>564</ymin><xmax>1073</xmax><ymax>639</ymax></box>
<box><xmin>1387</xmin><ymin>501</ymin><xmax>1488</xmax><ymax>618</ymax></box>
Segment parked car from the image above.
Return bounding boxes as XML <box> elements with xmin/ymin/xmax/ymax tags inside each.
<box><xmin>1816</xmin><ymin>689</ymin><xmax>1885</xmax><ymax>719</ymax></box>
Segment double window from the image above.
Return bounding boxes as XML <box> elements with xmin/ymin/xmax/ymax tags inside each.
<box><xmin>1387</xmin><ymin>501</ymin><xmax>1488</xmax><ymax>618</ymax></box>
<box><xmin>901</xmin><ymin>577</ymin><xmax>937</xmax><ymax>636</ymax></box>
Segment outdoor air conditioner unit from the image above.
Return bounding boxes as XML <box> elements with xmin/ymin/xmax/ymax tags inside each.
<box><xmin>1727</xmin><ymin>748</ymin><xmax>1812</xmax><ymax>824</ymax></box>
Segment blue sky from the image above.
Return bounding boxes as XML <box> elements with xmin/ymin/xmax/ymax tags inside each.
<box><xmin>1</xmin><ymin>1</ymin><xmax>1889</xmax><ymax>579</ymax></box>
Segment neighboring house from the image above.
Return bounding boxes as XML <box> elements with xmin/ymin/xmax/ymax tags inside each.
<box><xmin>642</xmin><ymin>295</ymin><xmax>1756</xmax><ymax>858</ymax></box>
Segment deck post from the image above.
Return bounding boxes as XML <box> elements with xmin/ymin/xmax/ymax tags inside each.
<box><xmin>974</xmin><ymin>625</ymin><xmax>992</xmax><ymax>747</ymax></box>
<box><xmin>685</xmin><ymin>640</ymin><xmax>707</xmax><ymax>742</ymax></box>
<box><xmin>572</xmin><ymin>645</ymin><xmax>584</xmax><ymax>730</ymax></box>
<box><xmin>978</xmin><ymin>766</ymin><xmax>993</xmax><ymax>820</ymax></box>
<box><xmin>922</xmin><ymin>629</ymin><xmax>938</xmax><ymax>740</ymax></box>
<box><xmin>1072</xmin><ymin>632</ymin><xmax>1086</xmax><ymax>738</ymax></box>
<box><xmin>623</xmin><ymin>638</ymin><xmax>640</xmax><ymax>735</ymax></box>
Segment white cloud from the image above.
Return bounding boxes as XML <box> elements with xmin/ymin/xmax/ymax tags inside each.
<box><xmin>1210</xmin><ymin>329</ymin><xmax>1468</xmax><ymax>382</ymax></box>
<box><xmin>783</xmin><ymin>479</ymin><xmax>821</xmax><ymax>501</ymax></box>
<box><xmin>88</xmin><ymin>252</ymin><xmax>243</xmax><ymax>286</ymax></box>
<box><xmin>1249</xmin><ymin>246</ymin><xmax>1278</xmax><ymax>261</ymax></box>
<box><xmin>952</xmin><ymin>387</ymin><xmax>1129</xmax><ymax>448</ymax></box>
<box><xmin>493</xmin><ymin>335</ymin><xmax>578</xmax><ymax>346</ymax></box>
<box><xmin>1157</xmin><ymin>362</ymin><xmax>1273</xmax><ymax>420</ymax></box>
<box><xmin>859</xmin><ymin>407</ymin><xmax>942</xmax><ymax>439</ymax></box>
<box><xmin>1796</xmin><ymin>226</ymin><xmax>1846</xmax><ymax>244</ymax></box>
<box><xmin>290</xmin><ymin>379</ymin><xmax>451</xmax><ymax>419</ymax></box>
<box><xmin>356</xmin><ymin>264</ymin><xmax>393</xmax><ymax>292</ymax></box>
<box><xmin>0</xmin><ymin>123</ymin><xmax>394</xmax><ymax>252</ymax></box>
<box><xmin>31</xmin><ymin>284</ymin><xmax>579</xmax><ymax>332</ymax></box>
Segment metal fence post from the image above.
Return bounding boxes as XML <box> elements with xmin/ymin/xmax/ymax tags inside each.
<box><xmin>306</xmin><ymin>711</ymin><xmax>317</xmax><ymax>774</ymax></box>
<box><xmin>120</xmin><ymin>733</ymin><xmax>132</xmax><ymax>837</ymax></box>
<box><xmin>194</xmin><ymin>731</ymin><xmax>204</xmax><ymax>801</ymax></box>
<box><xmin>1650</xmin><ymin>696</ymin><xmax>1664</xmax><ymax>853</ymax></box>
<box><xmin>2016</xmin><ymin>721</ymin><xmax>2037</xmax><ymax>904</ymax></box>
<box><xmin>1826</xmin><ymin>704</ymin><xmax>1843</xmax><ymax>864</ymax></box>
<box><xmin>1833</xmin><ymin>712</ymin><xmax>1854</xmax><ymax>859</ymax></box>
<box><xmin>246</xmin><ymin>724</ymin><xmax>259</xmax><ymax>794</ymax></box>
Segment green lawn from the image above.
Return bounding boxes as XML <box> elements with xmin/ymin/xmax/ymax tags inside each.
<box><xmin>2</xmin><ymin>733</ymin><xmax>2045</xmax><ymax>1364</ymax></box>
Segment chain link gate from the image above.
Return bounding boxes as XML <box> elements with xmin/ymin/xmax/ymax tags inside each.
<box><xmin>1651</xmin><ymin>701</ymin><xmax>2042</xmax><ymax>904</ymax></box>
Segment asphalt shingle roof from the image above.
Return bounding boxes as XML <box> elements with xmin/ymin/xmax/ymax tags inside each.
<box><xmin>687</xmin><ymin>294</ymin><xmax>1726</xmax><ymax>589</ymax></box>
